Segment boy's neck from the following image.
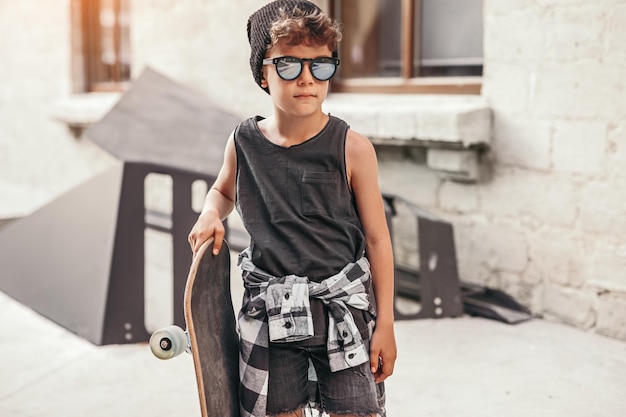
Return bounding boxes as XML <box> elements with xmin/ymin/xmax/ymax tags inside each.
<box><xmin>262</xmin><ymin>111</ymin><xmax>329</xmax><ymax>148</ymax></box>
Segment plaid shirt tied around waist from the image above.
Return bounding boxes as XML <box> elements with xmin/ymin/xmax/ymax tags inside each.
<box><xmin>237</xmin><ymin>248</ymin><xmax>376</xmax><ymax>417</ymax></box>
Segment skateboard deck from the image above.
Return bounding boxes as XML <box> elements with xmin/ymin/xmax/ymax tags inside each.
<box><xmin>150</xmin><ymin>239</ymin><xmax>240</xmax><ymax>417</ymax></box>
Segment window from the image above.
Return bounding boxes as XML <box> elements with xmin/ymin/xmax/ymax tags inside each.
<box><xmin>329</xmin><ymin>0</ymin><xmax>483</xmax><ymax>94</ymax></box>
<box><xmin>71</xmin><ymin>0</ymin><xmax>131</xmax><ymax>92</ymax></box>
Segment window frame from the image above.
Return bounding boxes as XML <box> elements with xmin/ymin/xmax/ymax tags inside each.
<box><xmin>71</xmin><ymin>0</ymin><xmax>130</xmax><ymax>93</ymax></box>
<box><xmin>328</xmin><ymin>0</ymin><xmax>482</xmax><ymax>95</ymax></box>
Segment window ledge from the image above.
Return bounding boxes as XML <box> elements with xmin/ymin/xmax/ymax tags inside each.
<box><xmin>323</xmin><ymin>93</ymin><xmax>492</xmax><ymax>182</ymax></box>
<box><xmin>324</xmin><ymin>93</ymin><xmax>491</xmax><ymax>148</ymax></box>
<box><xmin>50</xmin><ymin>92</ymin><xmax>122</xmax><ymax>137</ymax></box>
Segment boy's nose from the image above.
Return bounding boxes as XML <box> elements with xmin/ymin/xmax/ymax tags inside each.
<box><xmin>297</xmin><ymin>62</ymin><xmax>315</xmax><ymax>83</ymax></box>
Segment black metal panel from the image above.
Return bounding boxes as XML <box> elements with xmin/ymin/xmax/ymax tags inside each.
<box><xmin>102</xmin><ymin>163</ymin><xmax>149</xmax><ymax>344</ymax></box>
<box><xmin>415</xmin><ymin>216</ymin><xmax>464</xmax><ymax>318</ymax></box>
<box><xmin>170</xmin><ymin>168</ymin><xmax>217</xmax><ymax>328</ymax></box>
<box><xmin>100</xmin><ymin>163</ymin><xmax>216</xmax><ymax>344</ymax></box>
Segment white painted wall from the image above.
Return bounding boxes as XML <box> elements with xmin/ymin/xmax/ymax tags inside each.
<box><xmin>0</xmin><ymin>1</ymin><xmax>114</xmax><ymax>215</ymax></box>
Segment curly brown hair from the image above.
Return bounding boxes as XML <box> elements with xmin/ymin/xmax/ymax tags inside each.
<box><xmin>268</xmin><ymin>5</ymin><xmax>342</xmax><ymax>52</ymax></box>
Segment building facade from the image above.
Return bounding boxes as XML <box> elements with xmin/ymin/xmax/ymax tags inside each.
<box><xmin>1</xmin><ymin>0</ymin><xmax>625</xmax><ymax>340</ymax></box>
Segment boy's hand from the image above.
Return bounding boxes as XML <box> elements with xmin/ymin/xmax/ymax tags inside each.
<box><xmin>187</xmin><ymin>210</ymin><xmax>225</xmax><ymax>255</ymax></box>
<box><xmin>369</xmin><ymin>324</ymin><xmax>397</xmax><ymax>383</ymax></box>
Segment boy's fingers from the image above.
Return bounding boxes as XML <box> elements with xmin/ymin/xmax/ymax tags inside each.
<box><xmin>370</xmin><ymin>359</ymin><xmax>378</xmax><ymax>374</ymax></box>
<box><xmin>369</xmin><ymin>347</ymin><xmax>380</xmax><ymax>373</ymax></box>
<box><xmin>189</xmin><ymin>237</ymin><xmax>199</xmax><ymax>254</ymax></box>
<box><xmin>381</xmin><ymin>357</ymin><xmax>396</xmax><ymax>382</ymax></box>
<box><xmin>374</xmin><ymin>364</ymin><xmax>390</xmax><ymax>383</ymax></box>
<box><xmin>382</xmin><ymin>361</ymin><xmax>392</xmax><ymax>378</ymax></box>
<box><xmin>371</xmin><ymin>350</ymin><xmax>396</xmax><ymax>383</ymax></box>
<box><xmin>212</xmin><ymin>239</ymin><xmax>222</xmax><ymax>255</ymax></box>
<box><xmin>189</xmin><ymin>230</ymin><xmax>207</xmax><ymax>253</ymax></box>
<box><xmin>212</xmin><ymin>229</ymin><xmax>225</xmax><ymax>255</ymax></box>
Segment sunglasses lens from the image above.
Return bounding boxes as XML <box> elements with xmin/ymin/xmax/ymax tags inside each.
<box><xmin>311</xmin><ymin>58</ymin><xmax>337</xmax><ymax>81</ymax></box>
<box><xmin>276</xmin><ymin>57</ymin><xmax>302</xmax><ymax>80</ymax></box>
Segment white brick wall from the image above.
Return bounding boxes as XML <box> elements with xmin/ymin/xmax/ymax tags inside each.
<box><xmin>440</xmin><ymin>181</ymin><xmax>479</xmax><ymax>213</ymax></box>
<box><xmin>597</xmin><ymin>292</ymin><xmax>626</xmax><ymax>340</ymax></box>
<box><xmin>579</xmin><ymin>179</ymin><xmax>626</xmax><ymax>235</ymax></box>
<box><xmin>480</xmin><ymin>168</ymin><xmax>579</xmax><ymax>226</ymax></box>
<box><xmin>480</xmin><ymin>0</ymin><xmax>626</xmax><ymax>340</ymax></box>
<box><xmin>607</xmin><ymin>4</ymin><xmax>626</xmax><ymax>65</ymax></box>
<box><xmin>548</xmin><ymin>6</ymin><xmax>606</xmax><ymax>62</ymax></box>
<box><xmin>482</xmin><ymin>64</ymin><xmax>530</xmax><ymax>115</ymax></box>
<box><xmin>377</xmin><ymin>151</ymin><xmax>439</xmax><ymax>208</ymax></box>
<box><xmin>552</xmin><ymin>121</ymin><xmax>607</xmax><ymax>176</ymax></box>
<box><xmin>533</xmin><ymin>64</ymin><xmax>626</xmax><ymax>120</ymax></box>
<box><xmin>607</xmin><ymin>124</ymin><xmax>626</xmax><ymax>177</ymax></box>
<box><xmin>526</xmin><ymin>227</ymin><xmax>586</xmax><ymax>288</ymax></box>
<box><xmin>586</xmin><ymin>239</ymin><xmax>626</xmax><ymax>292</ymax></box>
<box><xmin>543</xmin><ymin>285</ymin><xmax>596</xmax><ymax>329</ymax></box>
<box><xmin>491</xmin><ymin>115</ymin><xmax>552</xmax><ymax>171</ymax></box>
<box><xmin>468</xmin><ymin>223</ymin><xmax>530</xmax><ymax>274</ymax></box>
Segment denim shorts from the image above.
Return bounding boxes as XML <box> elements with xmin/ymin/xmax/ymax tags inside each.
<box><xmin>266</xmin><ymin>341</ymin><xmax>384</xmax><ymax>416</ymax></box>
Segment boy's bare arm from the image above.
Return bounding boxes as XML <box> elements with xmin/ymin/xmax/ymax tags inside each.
<box><xmin>188</xmin><ymin>133</ymin><xmax>237</xmax><ymax>255</ymax></box>
<box><xmin>346</xmin><ymin>129</ymin><xmax>397</xmax><ymax>383</ymax></box>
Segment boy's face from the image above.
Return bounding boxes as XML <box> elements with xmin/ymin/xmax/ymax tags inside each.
<box><xmin>262</xmin><ymin>39</ymin><xmax>334</xmax><ymax>118</ymax></box>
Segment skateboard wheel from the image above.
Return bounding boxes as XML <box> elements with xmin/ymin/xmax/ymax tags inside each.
<box><xmin>149</xmin><ymin>325</ymin><xmax>188</xmax><ymax>360</ymax></box>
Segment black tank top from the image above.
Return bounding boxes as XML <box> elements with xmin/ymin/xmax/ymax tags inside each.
<box><xmin>234</xmin><ymin>115</ymin><xmax>370</xmax><ymax>345</ymax></box>
<box><xmin>234</xmin><ymin>115</ymin><xmax>366</xmax><ymax>280</ymax></box>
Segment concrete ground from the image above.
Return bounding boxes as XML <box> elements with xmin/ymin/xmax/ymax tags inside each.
<box><xmin>2</xmin><ymin>267</ymin><xmax>626</xmax><ymax>417</ymax></box>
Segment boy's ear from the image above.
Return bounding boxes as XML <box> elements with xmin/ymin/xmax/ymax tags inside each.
<box><xmin>261</xmin><ymin>77</ymin><xmax>268</xmax><ymax>88</ymax></box>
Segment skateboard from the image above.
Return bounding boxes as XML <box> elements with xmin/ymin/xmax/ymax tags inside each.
<box><xmin>150</xmin><ymin>239</ymin><xmax>240</xmax><ymax>417</ymax></box>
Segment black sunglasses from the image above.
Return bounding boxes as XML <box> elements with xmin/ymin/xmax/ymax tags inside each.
<box><xmin>262</xmin><ymin>56</ymin><xmax>340</xmax><ymax>81</ymax></box>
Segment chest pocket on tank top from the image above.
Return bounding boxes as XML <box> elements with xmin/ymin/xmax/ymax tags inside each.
<box><xmin>301</xmin><ymin>171</ymin><xmax>341</xmax><ymax>216</ymax></box>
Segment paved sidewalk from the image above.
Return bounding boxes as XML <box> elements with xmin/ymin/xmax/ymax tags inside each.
<box><xmin>2</xmin><ymin>287</ymin><xmax>626</xmax><ymax>417</ymax></box>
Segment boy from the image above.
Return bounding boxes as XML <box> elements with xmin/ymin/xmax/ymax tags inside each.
<box><xmin>188</xmin><ymin>1</ymin><xmax>396</xmax><ymax>416</ymax></box>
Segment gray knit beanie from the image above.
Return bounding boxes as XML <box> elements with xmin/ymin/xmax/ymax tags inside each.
<box><xmin>247</xmin><ymin>0</ymin><xmax>325</xmax><ymax>93</ymax></box>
